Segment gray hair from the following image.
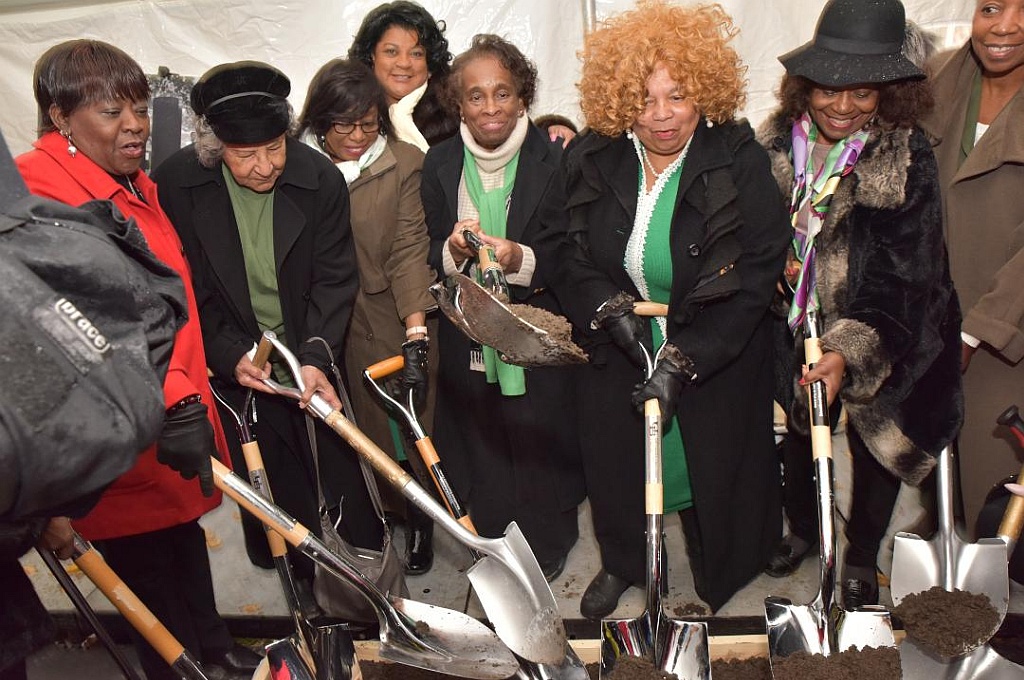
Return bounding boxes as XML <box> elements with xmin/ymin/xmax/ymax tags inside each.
<box><xmin>191</xmin><ymin>103</ymin><xmax>298</xmax><ymax>169</ymax></box>
<box><xmin>903</xmin><ymin>20</ymin><xmax>937</xmax><ymax>71</ymax></box>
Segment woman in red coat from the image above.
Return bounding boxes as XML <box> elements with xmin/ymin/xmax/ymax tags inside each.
<box><xmin>16</xmin><ymin>40</ymin><xmax>260</xmax><ymax>679</ymax></box>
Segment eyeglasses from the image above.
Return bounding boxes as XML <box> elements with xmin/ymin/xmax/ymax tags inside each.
<box><xmin>331</xmin><ymin>119</ymin><xmax>381</xmax><ymax>135</ymax></box>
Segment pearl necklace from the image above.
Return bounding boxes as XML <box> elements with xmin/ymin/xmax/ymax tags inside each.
<box><xmin>624</xmin><ymin>131</ymin><xmax>692</xmax><ymax>339</ymax></box>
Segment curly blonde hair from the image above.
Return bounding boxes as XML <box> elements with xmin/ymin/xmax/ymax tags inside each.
<box><xmin>579</xmin><ymin>0</ymin><xmax>747</xmax><ymax>135</ymax></box>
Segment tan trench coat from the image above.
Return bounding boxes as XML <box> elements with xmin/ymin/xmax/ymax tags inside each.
<box><xmin>924</xmin><ymin>45</ymin><xmax>1024</xmax><ymax>528</ymax></box>
<box><xmin>342</xmin><ymin>139</ymin><xmax>439</xmax><ymax>509</ymax></box>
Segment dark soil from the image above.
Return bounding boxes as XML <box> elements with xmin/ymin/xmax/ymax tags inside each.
<box><xmin>710</xmin><ymin>656</ymin><xmax>772</xmax><ymax>680</ymax></box>
<box><xmin>602</xmin><ymin>654</ymin><xmax>678</xmax><ymax>679</ymax></box>
<box><xmin>893</xmin><ymin>586</ymin><xmax>1001</xmax><ymax>657</ymax></box>
<box><xmin>509</xmin><ymin>303</ymin><xmax>573</xmax><ymax>341</ymax></box>
<box><xmin>770</xmin><ymin>646</ymin><xmax>902</xmax><ymax>679</ymax></box>
<box><xmin>671</xmin><ymin>602</ymin><xmax>708</xmax><ymax>617</ymax></box>
<box><xmin>362</xmin><ymin>660</ymin><xmax>605</xmax><ymax>679</ymax></box>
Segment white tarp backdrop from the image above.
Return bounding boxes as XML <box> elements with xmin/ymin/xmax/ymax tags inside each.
<box><xmin>0</xmin><ymin>0</ymin><xmax>971</xmax><ymax>155</ymax></box>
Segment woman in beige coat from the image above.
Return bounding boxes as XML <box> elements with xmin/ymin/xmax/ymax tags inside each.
<box><xmin>299</xmin><ymin>59</ymin><xmax>439</xmax><ymax>574</ymax></box>
<box><xmin>923</xmin><ymin>0</ymin><xmax>1024</xmax><ymax>530</ymax></box>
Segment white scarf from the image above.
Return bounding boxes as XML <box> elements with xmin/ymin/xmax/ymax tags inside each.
<box><xmin>389</xmin><ymin>81</ymin><xmax>429</xmax><ymax>152</ymax></box>
<box><xmin>301</xmin><ymin>129</ymin><xmax>387</xmax><ymax>185</ymax></box>
<box><xmin>460</xmin><ymin>113</ymin><xmax>529</xmax><ymax>172</ymax></box>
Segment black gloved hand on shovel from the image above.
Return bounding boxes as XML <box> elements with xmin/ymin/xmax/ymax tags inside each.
<box><xmin>157</xmin><ymin>399</ymin><xmax>216</xmax><ymax>497</ymax></box>
<box><xmin>631</xmin><ymin>343</ymin><xmax>697</xmax><ymax>417</ymax></box>
<box><xmin>594</xmin><ymin>292</ymin><xmax>647</xmax><ymax>367</ymax></box>
<box><xmin>401</xmin><ymin>338</ymin><xmax>430</xmax><ymax>412</ymax></box>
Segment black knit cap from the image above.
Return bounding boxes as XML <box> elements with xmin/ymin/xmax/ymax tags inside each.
<box><xmin>190</xmin><ymin>61</ymin><xmax>291</xmax><ymax>144</ymax></box>
<box><xmin>779</xmin><ymin>0</ymin><xmax>923</xmax><ymax>88</ymax></box>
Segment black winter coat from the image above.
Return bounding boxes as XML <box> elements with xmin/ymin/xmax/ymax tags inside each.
<box><xmin>538</xmin><ymin>120</ymin><xmax>790</xmax><ymax>610</ymax></box>
<box><xmin>758</xmin><ymin>114</ymin><xmax>963</xmax><ymax>485</ymax></box>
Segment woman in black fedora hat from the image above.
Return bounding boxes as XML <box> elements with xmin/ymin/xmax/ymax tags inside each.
<box><xmin>757</xmin><ymin>0</ymin><xmax>963</xmax><ymax>608</ymax></box>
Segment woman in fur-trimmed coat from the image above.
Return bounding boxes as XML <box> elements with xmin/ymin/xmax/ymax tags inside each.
<box><xmin>757</xmin><ymin>62</ymin><xmax>963</xmax><ymax>607</ymax></box>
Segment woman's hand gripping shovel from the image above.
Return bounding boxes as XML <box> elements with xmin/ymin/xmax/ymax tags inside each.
<box><xmin>254</xmin><ymin>329</ymin><xmax>567</xmax><ymax>667</ymax></box>
<box><xmin>364</xmin><ymin>356</ymin><xmax>589</xmax><ymax>679</ymax></box>
<box><xmin>600</xmin><ymin>302</ymin><xmax>712</xmax><ymax>680</ymax></box>
<box><xmin>210</xmin><ymin>337</ymin><xmax>353</xmax><ymax>680</ymax></box>
<box><xmin>896</xmin><ymin>405</ymin><xmax>1024</xmax><ymax>679</ymax></box>
<box><xmin>428</xmin><ymin>230</ymin><xmax>588</xmax><ymax>368</ymax></box>
<box><xmin>765</xmin><ymin>309</ymin><xmax>895</xmax><ymax>670</ymax></box>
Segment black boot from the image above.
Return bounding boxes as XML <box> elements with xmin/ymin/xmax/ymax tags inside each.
<box><xmin>404</xmin><ymin>500</ymin><xmax>434</xmax><ymax>575</ymax></box>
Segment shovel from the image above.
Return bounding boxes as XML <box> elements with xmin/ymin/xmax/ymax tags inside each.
<box><xmin>256</xmin><ymin>329</ymin><xmax>568</xmax><ymax>666</ymax></box>
<box><xmin>210</xmin><ymin>337</ymin><xmax>355</xmax><ymax>680</ymax></box>
<box><xmin>364</xmin><ymin>356</ymin><xmax>590</xmax><ymax>679</ymax></box>
<box><xmin>765</xmin><ymin>309</ymin><xmax>895</xmax><ymax>666</ymax></box>
<box><xmin>896</xmin><ymin>404</ymin><xmax>1024</xmax><ymax>679</ymax></box>
<box><xmin>889</xmin><ymin>446</ymin><xmax>1009</xmax><ymax>657</ymax></box>
<box><xmin>208</xmin><ymin>455</ymin><xmax>519</xmax><ymax>679</ymax></box>
<box><xmin>427</xmin><ymin>230</ymin><xmax>588</xmax><ymax>368</ymax></box>
<box><xmin>64</xmin><ymin>531</ymin><xmax>211</xmax><ymax>679</ymax></box>
<box><xmin>600</xmin><ymin>304</ymin><xmax>711</xmax><ymax>680</ymax></box>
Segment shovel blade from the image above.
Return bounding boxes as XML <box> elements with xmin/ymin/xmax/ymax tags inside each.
<box><xmin>306</xmin><ymin>624</ymin><xmax>356</xmax><ymax>680</ymax></box>
<box><xmin>600</xmin><ymin>614</ymin><xmax>654</xmax><ymax>676</ymax></box>
<box><xmin>891</xmin><ymin>532</ymin><xmax>1010</xmax><ymax>613</ymax></box>
<box><xmin>835</xmin><ymin>607</ymin><xmax>896</xmax><ymax>650</ymax></box>
<box><xmin>901</xmin><ymin>639</ymin><xmax>1024</xmax><ymax>680</ymax></box>
<box><xmin>430</xmin><ymin>275</ymin><xmax>587</xmax><ymax>367</ymax></box>
<box><xmin>467</xmin><ymin>523</ymin><xmax>567</xmax><ymax>665</ymax></box>
<box><xmin>657</xmin><ymin>615</ymin><xmax>711</xmax><ymax>680</ymax></box>
<box><xmin>766</xmin><ymin>596</ymin><xmax>895</xmax><ymax>663</ymax></box>
<box><xmin>266</xmin><ymin>637</ymin><xmax>317</xmax><ymax>680</ymax></box>
<box><xmin>383</xmin><ymin>596</ymin><xmax>519</xmax><ymax>679</ymax></box>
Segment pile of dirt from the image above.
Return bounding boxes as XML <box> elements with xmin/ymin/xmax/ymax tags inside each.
<box><xmin>509</xmin><ymin>303</ymin><xmax>574</xmax><ymax>342</ymax></box>
<box><xmin>893</xmin><ymin>586</ymin><xmax>1001</xmax><ymax>657</ymax></box>
<box><xmin>602</xmin><ymin>654</ymin><xmax>679</xmax><ymax>679</ymax></box>
<box><xmin>770</xmin><ymin>646</ymin><xmax>902</xmax><ymax>679</ymax></box>
<box><xmin>711</xmin><ymin>656</ymin><xmax>772</xmax><ymax>679</ymax></box>
<box><xmin>362</xmin><ymin>660</ymin><xmax>604</xmax><ymax>679</ymax></box>
<box><xmin>671</xmin><ymin>602</ymin><xmax>708</xmax><ymax>617</ymax></box>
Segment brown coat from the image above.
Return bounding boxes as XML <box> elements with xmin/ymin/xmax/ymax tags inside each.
<box><xmin>341</xmin><ymin>139</ymin><xmax>438</xmax><ymax>491</ymax></box>
<box><xmin>923</xmin><ymin>44</ymin><xmax>1024</xmax><ymax>527</ymax></box>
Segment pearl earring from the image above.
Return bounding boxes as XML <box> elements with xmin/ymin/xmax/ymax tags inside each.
<box><xmin>62</xmin><ymin>129</ymin><xmax>77</xmax><ymax>157</ymax></box>
<box><xmin>706</xmin><ymin>118</ymin><xmax>713</xmax><ymax>128</ymax></box>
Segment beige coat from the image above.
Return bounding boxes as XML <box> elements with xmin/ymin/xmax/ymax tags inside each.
<box><xmin>342</xmin><ymin>139</ymin><xmax>439</xmax><ymax>505</ymax></box>
<box><xmin>923</xmin><ymin>44</ymin><xmax>1024</xmax><ymax>528</ymax></box>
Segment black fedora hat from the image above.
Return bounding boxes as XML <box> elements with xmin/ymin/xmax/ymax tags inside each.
<box><xmin>779</xmin><ymin>0</ymin><xmax>924</xmax><ymax>88</ymax></box>
<box><xmin>191</xmin><ymin>61</ymin><xmax>291</xmax><ymax>144</ymax></box>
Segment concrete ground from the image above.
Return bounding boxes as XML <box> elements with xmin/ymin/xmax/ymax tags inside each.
<box><xmin>18</xmin><ymin>432</ymin><xmax>1024</xmax><ymax>678</ymax></box>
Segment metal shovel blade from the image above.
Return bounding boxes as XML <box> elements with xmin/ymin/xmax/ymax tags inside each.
<box><xmin>429</xmin><ymin>274</ymin><xmax>588</xmax><ymax>367</ymax></box>
<box><xmin>266</xmin><ymin>638</ymin><xmax>317</xmax><ymax>680</ymax></box>
<box><xmin>900</xmin><ymin>637</ymin><xmax>1024</xmax><ymax>680</ymax></box>
<box><xmin>766</xmin><ymin>596</ymin><xmax>895</xmax><ymax>658</ymax></box>
<box><xmin>891</xmin><ymin>447</ymin><xmax>1009</xmax><ymax>657</ymax></box>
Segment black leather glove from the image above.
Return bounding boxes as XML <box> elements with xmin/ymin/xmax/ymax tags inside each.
<box><xmin>594</xmin><ymin>292</ymin><xmax>647</xmax><ymax>367</ymax></box>
<box><xmin>156</xmin><ymin>400</ymin><xmax>215</xmax><ymax>497</ymax></box>
<box><xmin>401</xmin><ymin>338</ymin><xmax>430</xmax><ymax>411</ymax></box>
<box><xmin>631</xmin><ymin>344</ymin><xmax>697</xmax><ymax>417</ymax></box>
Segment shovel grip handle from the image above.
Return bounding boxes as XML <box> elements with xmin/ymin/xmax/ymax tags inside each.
<box><xmin>415</xmin><ymin>437</ymin><xmax>477</xmax><ymax>533</ymax></box>
<box><xmin>73</xmin><ymin>541</ymin><xmax>186</xmax><ymax>664</ymax></box>
<box><xmin>211</xmin><ymin>458</ymin><xmax>311</xmax><ymax>547</ymax></box>
<box><xmin>634</xmin><ymin>301</ymin><xmax>669</xmax><ymax>317</ymax></box>
<box><xmin>803</xmin><ymin>336</ymin><xmax>832</xmax><ymax>461</ymax></box>
<box><xmin>253</xmin><ymin>334</ymin><xmax>274</xmax><ymax>371</ymax></box>
<box><xmin>366</xmin><ymin>355</ymin><xmax>404</xmax><ymax>380</ymax></box>
<box><xmin>997</xmin><ymin>406</ymin><xmax>1024</xmax><ymax>542</ymax></box>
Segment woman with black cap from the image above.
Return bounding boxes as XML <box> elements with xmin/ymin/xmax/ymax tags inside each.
<box><xmin>152</xmin><ymin>61</ymin><xmax>383</xmax><ymax>595</ymax></box>
<box><xmin>757</xmin><ymin>0</ymin><xmax>963</xmax><ymax>608</ymax></box>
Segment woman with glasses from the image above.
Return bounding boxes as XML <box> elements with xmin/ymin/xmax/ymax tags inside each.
<box><xmin>298</xmin><ymin>59</ymin><xmax>438</xmax><ymax>574</ymax></box>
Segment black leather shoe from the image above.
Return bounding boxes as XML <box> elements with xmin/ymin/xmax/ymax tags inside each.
<box><xmin>539</xmin><ymin>555</ymin><xmax>567</xmax><ymax>583</ymax></box>
<box><xmin>764</xmin><ymin>537</ymin><xmax>815</xmax><ymax>578</ymax></box>
<box><xmin>580</xmin><ymin>570</ymin><xmax>632</xmax><ymax>620</ymax></box>
<box><xmin>204</xmin><ymin>643</ymin><xmax>262</xmax><ymax>674</ymax></box>
<box><xmin>842</xmin><ymin>577</ymin><xmax>879</xmax><ymax>609</ymax></box>
<box><xmin>405</xmin><ymin>524</ymin><xmax>434</xmax><ymax>575</ymax></box>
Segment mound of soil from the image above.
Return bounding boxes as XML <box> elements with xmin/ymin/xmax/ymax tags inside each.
<box><xmin>510</xmin><ymin>303</ymin><xmax>574</xmax><ymax>341</ymax></box>
<box><xmin>602</xmin><ymin>654</ymin><xmax>678</xmax><ymax>679</ymax></box>
<box><xmin>893</xmin><ymin>586</ymin><xmax>1001</xmax><ymax>657</ymax></box>
<box><xmin>711</xmin><ymin>656</ymin><xmax>772</xmax><ymax>680</ymax></box>
<box><xmin>362</xmin><ymin>660</ymin><xmax>605</xmax><ymax>679</ymax></box>
<box><xmin>770</xmin><ymin>646</ymin><xmax>902</xmax><ymax>679</ymax></box>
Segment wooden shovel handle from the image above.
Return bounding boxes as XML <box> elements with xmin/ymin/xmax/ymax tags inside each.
<box><xmin>365</xmin><ymin>355</ymin><xmax>404</xmax><ymax>380</ymax></box>
<box><xmin>211</xmin><ymin>458</ymin><xmax>311</xmax><ymax>547</ymax></box>
<box><xmin>73</xmin><ymin>540</ymin><xmax>185</xmax><ymax>664</ymax></box>
<box><xmin>803</xmin><ymin>335</ymin><xmax>832</xmax><ymax>461</ymax></box>
<box><xmin>253</xmin><ymin>333</ymin><xmax>274</xmax><ymax>371</ymax></box>
<box><xmin>633</xmin><ymin>301</ymin><xmax>668</xmax><ymax>317</ymax></box>
<box><xmin>239</xmin><ymin>441</ymin><xmax>288</xmax><ymax>558</ymax></box>
<box><xmin>996</xmin><ymin>405</ymin><xmax>1024</xmax><ymax>542</ymax></box>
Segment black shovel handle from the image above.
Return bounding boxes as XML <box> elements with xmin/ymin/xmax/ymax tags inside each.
<box><xmin>462</xmin><ymin>229</ymin><xmax>510</xmax><ymax>301</ymax></box>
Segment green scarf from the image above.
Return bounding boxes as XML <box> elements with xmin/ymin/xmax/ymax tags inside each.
<box><xmin>462</xmin><ymin>145</ymin><xmax>525</xmax><ymax>396</ymax></box>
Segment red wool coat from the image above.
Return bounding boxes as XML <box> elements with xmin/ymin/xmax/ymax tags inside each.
<box><xmin>16</xmin><ymin>131</ymin><xmax>228</xmax><ymax>540</ymax></box>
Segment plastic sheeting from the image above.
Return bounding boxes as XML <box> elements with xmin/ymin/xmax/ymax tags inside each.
<box><xmin>0</xmin><ymin>0</ymin><xmax>972</xmax><ymax>155</ymax></box>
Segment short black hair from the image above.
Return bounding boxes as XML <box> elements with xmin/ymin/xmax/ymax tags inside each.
<box><xmin>33</xmin><ymin>39</ymin><xmax>150</xmax><ymax>136</ymax></box>
<box><xmin>298</xmin><ymin>59</ymin><xmax>392</xmax><ymax>143</ymax></box>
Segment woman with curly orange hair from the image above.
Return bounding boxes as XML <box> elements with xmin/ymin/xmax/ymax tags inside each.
<box><xmin>539</xmin><ymin>0</ymin><xmax>790</xmax><ymax>616</ymax></box>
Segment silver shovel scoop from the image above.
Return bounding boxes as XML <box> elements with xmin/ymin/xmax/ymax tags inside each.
<box><xmin>430</xmin><ymin>273</ymin><xmax>588</xmax><ymax>367</ymax></box>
